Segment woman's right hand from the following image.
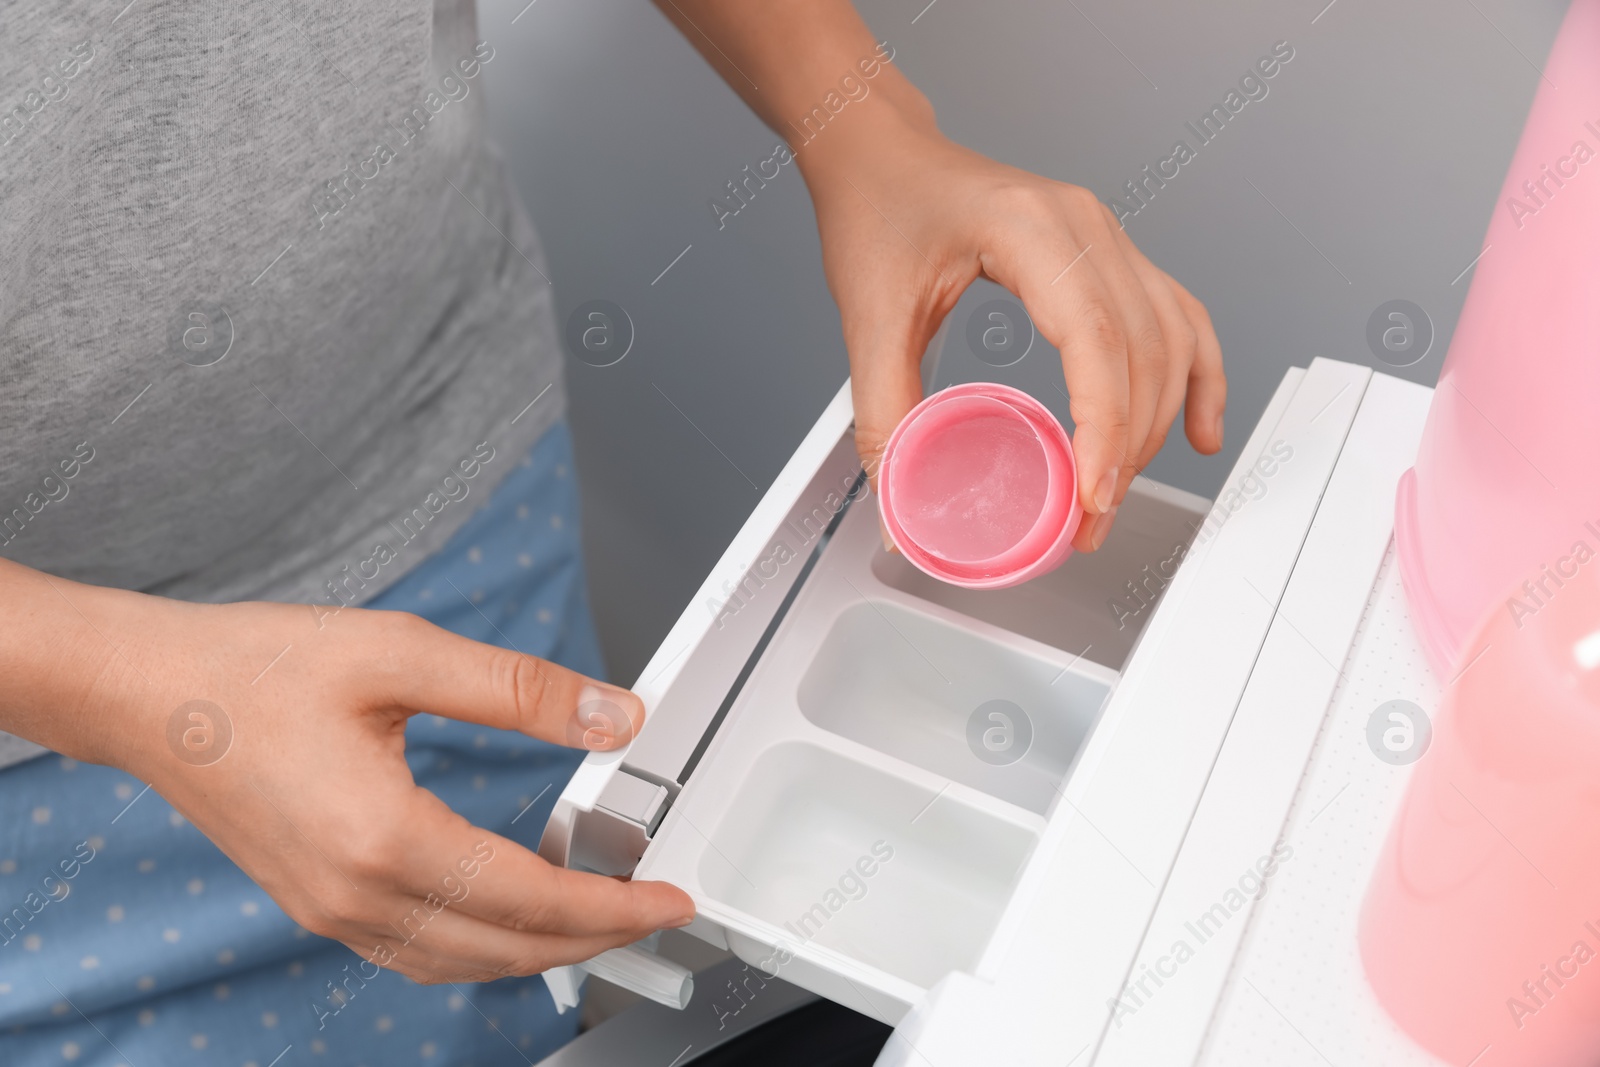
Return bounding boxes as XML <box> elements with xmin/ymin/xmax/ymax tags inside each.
<box><xmin>0</xmin><ymin>560</ymin><xmax>694</xmax><ymax>984</ymax></box>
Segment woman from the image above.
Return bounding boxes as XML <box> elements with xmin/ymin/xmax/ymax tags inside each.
<box><xmin>0</xmin><ymin>0</ymin><xmax>1224</xmax><ymax>1061</ymax></box>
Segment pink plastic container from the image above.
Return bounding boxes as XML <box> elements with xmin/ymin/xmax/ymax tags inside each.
<box><xmin>1359</xmin><ymin>563</ymin><xmax>1600</xmax><ymax>1067</ymax></box>
<box><xmin>878</xmin><ymin>383</ymin><xmax>1082</xmax><ymax>589</ymax></box>
<box><xmin>1365</xmin><ymin>3</ymin><xmax>1600</xmax><ymax>1060</ymax></box>
<box><xmin>1395</xmin><ymin>0</ymin><xmax>1600</xmax><ymax>679</ymax></box>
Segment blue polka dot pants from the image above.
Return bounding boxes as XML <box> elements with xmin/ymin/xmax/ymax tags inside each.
<box><xmin>0</xmin><ymin>423</ymin><xmax>602</xmax><ymax>1066</ymax></box>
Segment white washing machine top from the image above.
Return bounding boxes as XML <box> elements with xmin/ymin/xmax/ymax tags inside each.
<box><xmin>539</xmin><ymin>358</ymin><xmax>1441</xmax><ymax>1067</ymax></box>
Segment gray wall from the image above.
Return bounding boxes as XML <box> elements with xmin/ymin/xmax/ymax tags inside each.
<box><xmin>478</xmin><ymin>0</ymin><xmax>1569</xmax><ymax>684</ymax></box>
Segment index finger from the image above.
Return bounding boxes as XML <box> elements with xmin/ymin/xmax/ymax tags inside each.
<box><xmin>362</xmin><ymin>611</ymin><xmax>646</xmax><ymax>750</ymax></box>
<box><xmin>843</xmin><ymin>303</ymin><xmax>936</xmax><ymax>489</ymax></box>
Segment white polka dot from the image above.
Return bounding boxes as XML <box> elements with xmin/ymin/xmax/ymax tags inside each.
<box><xmin>114</xmin><ymin>783</ymin><xmax>133</xmax><ymax>801</ymax></box>
<box><xmin>168</xmin><ymin>811</ymin><xmax>186</xmax><ymax>827</ymax></box>
<box><xmin>137</xmin><ymin>859</ymin><xmax>156</xmax><ymax>873</ymax></box>
<box><xmin>162</xmin><ymin>928</ymin><xmax>180</xmax><ymax>943</ymax></box>
<box><xmin>472</xmin><ymin>734</ymin><xmax>488</xmax><ymax>749</ymax></box>
<box><xmin>79</xmin><ymin>956</ymin><xmax>99</xmax><ymax>970</ymax></box>
<box><xmin>516</xmin><ymin>504</ymin><xmax>529</xmax><ymax>520</ymax></box>
<box><xmin>555</xmin><ymin>464</ymin><xmax>567</xmax><ymax>478</ymax></box>
<box><xmin>418</xmin><ymin>587</ymin><xmax>433</xmax><ymax>601</ymax></box>
<box><xmin>106</xmin><ymin>905</ymin><xmax>124</xmax><ymax>922</ymax></box>
<box><xmin>537</xmin><ymin>609</ymin><xmax>553</xmax><ymax>625</ymax></box>
<box><xmin>310</xmin><ymin>1038</ymin><xmax>326</xmax><ymax>1054</ymax></box>
<box><xmin>214</xmin><ymin>983</ymin><xmax>230</xmax><ymax>1000</ymax></box>
<box><xmin>470</xmin><ymin>589</ymin><xmax>485</xmax><ymax>604</ymax></box>
<box><xmin>217</xmin><ymin>949</ymin><xmax>235</xmax><ymax>965</ymax></box>
<box><xmin>447</xmin><ymin>994</ymin><xmax>465</xmax><ymax>1011</ymax></box>
<box><xmin>23</xmin><ymin>935</ymin><xmax>42</xmax><ymax>952</ymax></box>
<box><xmin>87</xmin><ymin>836</ymin><xmax>104</xmax><ymax>851</ymax></box>
<box><xmin>261</xmin><ymin>1012</ymin><xmax>279</xmax><ymax>1028</ymax></box>
<box><xmin>137</xmin><ymin>1009</ymin><xmax>155</xmax><ymax>1026</ymax></box>
<box><xmin>189</xmin><ymin>1033</ymin><xmax>207</xmax><ymax>1050</ymax></box>
<box><xmin>293</xmin><ymin>927</ymin><xmax>311</xmax><ymax>939</ymax></box>
<box><xmin>31</xmin><ymin>807</ymin><xmax>50</xmax><ymax>825</ymax></box>
<box><xmin>287</xmin><ymin>961</ymin><xmax>304</xmax><ymax>977</ymax></box>
<box><xmin>517</xmin><ymin>553</ymin><xmax>533</xmax><ymax>568</ymax></box>
<box><xmin>0</xmin><ymin>859</ymin><xmax>16</xmax><ymax>874</ymax></box>
<box><xmin>51</xmin><ymin>1001</ymin><xmax>69</xmax><ymax>1015</ymax></box>
<box><xmin>472</xmin><ymin>775</ymin><xmax>486</xmax><ymax>791</ymax></box>
<box><xmin>61</xmin><ymin>1040</ymin><xmax>80</xmax><ymax>1060</ymax></box>
<box><xmin>550</xmin><ymin>515</ymin><xmax>564</xmax><ymax>529</ymax></box>
<box><xmin>467</xmin><ymin>546</ymin><xmax>482</xmax><ymax>563</ymax></box>
<box><xmin>375</xmin><ymin>1016</ymin><xmax>393</xmax><ymax>1033</ymax></box>
<box><xmin>58</xmin><ymin>758</ymin><xmax>78</xmax><ymax>772</ymax></box>
<box><xmin>136</xmin><ymin>976</ymin><xmax>155</xmax><ymax>992</ymax></box>
<box><xmin>420</xmin><ymin>1042</ymin><xmax>437</xmax><ymax>1058</ymax></box>
<box><xmin>432</xmin><ymin>715</ymin><xmax>448</xmax><ymax>728</ymax></box>
<box><xmin>0</xmin><ymin>982</ymin><xmax>12</xmax><ymax>994</ymax></box>
<box><xmin>240</xmin><ymin>901</ymin><xmax>259</xmax><ymax>917</ymax></box>
<box><xmin>520</xmin><ymin>1034</ymin><xmax>533</xmax><ymax>1049</ymax></box>
<box><xmin>186</xmin><ymin>878</ymin><xmax>204</xmax><ymax>895</ymax></box>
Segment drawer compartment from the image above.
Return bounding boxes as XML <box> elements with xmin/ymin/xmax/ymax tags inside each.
<box><xmin>699</xmin><ymin>741</ymin><xmax>1037</xmax><ymax>990</ymax></box>
<box><xmin>797</xmin><ymin>601</ymin><xmax>1108</xmax><ymax>815</ymax></box>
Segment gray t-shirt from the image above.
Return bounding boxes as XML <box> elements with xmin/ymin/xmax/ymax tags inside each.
<box><xmin>0</xmin><ymin>1</ymin><xmax>564</xmax><ymax>763</ymax></box>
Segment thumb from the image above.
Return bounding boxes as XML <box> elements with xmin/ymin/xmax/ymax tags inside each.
<box><xmin>369</xmin><ymin>612</ymin><xmax>644</xmax><ymax>753</ymax></box>
<box><xmin>844</xmin><ymin>310</ymin><xmax>932</xmax><ymax>494</ymax></box>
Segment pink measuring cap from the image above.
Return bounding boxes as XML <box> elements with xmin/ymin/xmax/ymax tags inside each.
<box><xmin>878</xmin><ymin>383</ymin><xmax>1081</xmax><ymax>589</ymax></box>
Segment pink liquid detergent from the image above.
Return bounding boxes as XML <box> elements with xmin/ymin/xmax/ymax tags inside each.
<box><xmin>1364</xmin><ymin>1</ymin><xmax>1600</xmax><ymax>1062</ymax></box>
<box><xmin>879</xmin><ymin>383</ymin><xmax>1080</xmax><ymax>589</ymax></box>
<box><xmin>896</xmin><ymin>405</ymin><xmax>1050</xmax><ymax>564</ymax></box>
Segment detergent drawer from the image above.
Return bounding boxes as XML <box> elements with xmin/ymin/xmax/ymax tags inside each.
<box><xmin>540</xmin><ymin>379</ymin><xmax>1210</xmax><ymax>1024</ymax></box>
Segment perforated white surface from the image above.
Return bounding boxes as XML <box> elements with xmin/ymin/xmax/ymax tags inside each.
<box><xmin>1197</xmin><ymin>545</ymin><xmax>1452</xmax><ymax>1066</ymax></box>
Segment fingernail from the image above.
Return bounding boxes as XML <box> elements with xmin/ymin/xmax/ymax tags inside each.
<box><xmin>584</xmin><ymin>682</ymin><xmax>639</xmax><ymax>712</ymax></box>
<box><xmin>662</xmin><ymin>914</ymin><xmax>695</xmax><ymax>930</ymax></box>
<box><xmin>1093</xmin><ymin>469</ymin><xmax>1117</xmax><ymax>513</ymax></box>
<box><xmin>574</xmin><ymin>684</ymin><xmax>639</xmax><ymax>750</ymax></box>
<box><xmin>1091</xmin><ymin>506</ymin><xmax>1118</xmax><ymax>551</ymax></box>
<box><xmin>1213</xmin><ymin>413</ymin><xmax>1225</xmax><ymax>446</ymax></box>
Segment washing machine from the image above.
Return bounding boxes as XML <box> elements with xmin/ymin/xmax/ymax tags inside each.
<box><xmin>536</xmin><ymin>359</ymin><xmax>1448</xmax><ymax>1066</ymax></box>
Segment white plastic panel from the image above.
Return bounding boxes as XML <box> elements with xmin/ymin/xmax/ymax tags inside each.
<box><xmin>541</xmin><ymin>383</ymin><xmax>859</xmax><ymax>875</ymax></box>
<box><xmin>1095</xmin><ymin>371</ymin><xmax>1434</xmax><ymax>1065</ymax></box>
<box><xmin>1197</xmin><ymin>548</ymin><xmax>1448</xmax><ymax>1066</ymax></box>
